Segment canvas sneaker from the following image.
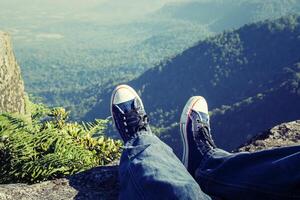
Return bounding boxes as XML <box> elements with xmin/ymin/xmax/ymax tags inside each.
<box><xmin>110</xmin><ymin>84</ymin><xmax>150</xmax><ymax>142</ymax></box>
<box><xmin>180</xmin><ymin>96</ymin><xmax>216</xmax><ymax>175</ymax></box>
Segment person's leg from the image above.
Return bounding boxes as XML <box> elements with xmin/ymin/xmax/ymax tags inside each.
<box><xmin>196</xmin><ymin>146</ymin><xmax>300</xmax><ymax>200</ymax></box>
<box><xmin>180</xmin><ymin>96</ymin><xmax>300</xmax><ymax>200</ymax></box>
<box><xmin>111</xmin><ymin>85</ymin><xmax>211</xmax><ymax>200</ymax></box>
<box><xmin>119</xmin><ymin>132</ymin><xmax>211</xmax><ymax>199</ymax></box>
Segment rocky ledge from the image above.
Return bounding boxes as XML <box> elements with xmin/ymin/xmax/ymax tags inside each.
<box><xmin>237</xmin><ymin>120</ymin><xmax>300</xmax><ymax>152</ymax></box>
<box><xmin>0</xmin><ymin>120</ymin><xmax>299</xmax><ymax>200</ymax></box>
<box><xmin>0</xmin><ymin>166</ymin><xmax>119</xmax><ymax>200</ymax></box>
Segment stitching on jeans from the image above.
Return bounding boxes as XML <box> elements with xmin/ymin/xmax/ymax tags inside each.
<box><xmin>198</xmin><ymin>172</ymin><xmax>300</xmax><ymax>198</ymax></box>
<box><xmin>126</xmin><ymin>131</ymin><xmax>153</xmax><ymax>145</ymax></box>
<box><xmin>127</xmin><ymin>144</ymin><xmax>151</xmax><ymax>160</ymax></box>
<box><xmin>127</xmin><ymin>157</ymin><xmax>146</xmax><ymax>199</ymax></box>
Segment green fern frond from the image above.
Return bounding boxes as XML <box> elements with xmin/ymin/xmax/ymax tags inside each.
<box><xmin>0</xmin><ymin>109</ymin><xmax>121</xmax><ymax>184</ymax></box>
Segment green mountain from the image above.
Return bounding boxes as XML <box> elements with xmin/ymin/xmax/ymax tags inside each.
<box><xmin>1</xmin><ymin>1</ymin><xmax>299</xmax><ymax>120</ymax></box>
<box><xmin>85</xmin><ymin>15</ymin><xmax>300</xmax><ymax>152</ymax></box>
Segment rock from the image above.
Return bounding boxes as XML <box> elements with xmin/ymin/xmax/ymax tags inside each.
<box><xmin>0</xmin><ymin>120</ymin><xmax>299</xmax><ymax>199</ymax></box>
<box><xmin>0</xmin><ymin>31</ymin><xmax>26</xmax><ymax>114</ymax></box>
<box><xmin>237</xmin><ymin>120</ymin><xmax>300</xmax><ymax>152</ymax></box>
<box><xmin>0</xmin><ymin>166</ymin><xmax>119</xmax><ymax>200</ymax></box>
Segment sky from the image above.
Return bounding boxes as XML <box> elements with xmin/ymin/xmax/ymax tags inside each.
<box><xmin>0</xmin><ymin>0</ymin><xmax>188</xmax><ymax>23</ymax></box>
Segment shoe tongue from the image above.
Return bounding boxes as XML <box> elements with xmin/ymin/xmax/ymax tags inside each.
<box><xmin>117</xmin><ymin>99</ymin><xmax>135</xmax><ymax>113</ymax></box>
<box><xmin>190</xmin><ymin>110</ymin><xmax>209</xmax><ymax>125</ymax></box>
<box><xmin>190</xmin><ymin>110</ymin><xmax>201</xmax><ymax>121</ymax></box>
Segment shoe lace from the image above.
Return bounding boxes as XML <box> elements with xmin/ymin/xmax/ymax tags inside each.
<box><xmin>194</xmin><ymin>119</ymin><xmax>217</xmax><ymax>150</ymax></box>
<box><xmin>118</xmin><ymin>107</ymin><xmax>149</xmax><ymax>134</ymax></box>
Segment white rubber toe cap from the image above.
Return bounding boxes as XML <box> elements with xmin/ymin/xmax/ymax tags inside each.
<box><xmin>180</xmin><ymin>96</ymin><xmax>208</xmax><ymax>124</ymax></box>
<box><xmin>190</xmin><ymin>96</ymin><xmax>208</xmax><ymax>114</ymax></box>
<box><xmin>111</xmin><ymin>85</ymin><xmax>138</xmax><ymax>105</ymax></box>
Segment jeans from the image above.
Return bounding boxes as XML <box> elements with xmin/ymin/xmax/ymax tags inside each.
<box><xmin>119</xmin><ymin>132</ymin><xmax>300</xmax><ymax>200</ymax></box>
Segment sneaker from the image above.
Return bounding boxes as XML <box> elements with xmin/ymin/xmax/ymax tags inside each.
<box><xmin>180</xmin><ymin>96</ymin><xmax>216</xmax><ymax>175</ymax></box>
<box><xmin>110</xmin><ymin>84</ymin><xmax>150</xmax><ymax>142</ymax></box>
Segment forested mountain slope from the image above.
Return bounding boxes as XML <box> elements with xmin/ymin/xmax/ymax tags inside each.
<box><xmin>2</xmin><ymin>0</ymin><xmax>299</xmax><ymax>120</ymax></box>
<box><xmin>86</xmin><ymin>15</ymin><xmax>300</xmax><ymax>151</ymax></box>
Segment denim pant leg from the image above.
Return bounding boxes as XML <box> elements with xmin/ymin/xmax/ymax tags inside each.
<box><xmin>195</xmin><ymin>146</ymin><xmax>300</xmax><ymax>200</ymax></box>
<box><xmin>119</xmin><ymin>131</ymin><xmax>212</xmax><ymax>200</ymax></box>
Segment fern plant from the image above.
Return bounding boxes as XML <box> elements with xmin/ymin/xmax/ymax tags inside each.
<box><xmin>0</xmin><ymin>106</ymin><xmax>122</xmax><ymax>184</ymax></box>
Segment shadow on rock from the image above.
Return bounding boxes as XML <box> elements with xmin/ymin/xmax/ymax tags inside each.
<box><xmin>68</xmin><ymin>165</ymin><xmax>120</xmax><ymax>200</ymax></box>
